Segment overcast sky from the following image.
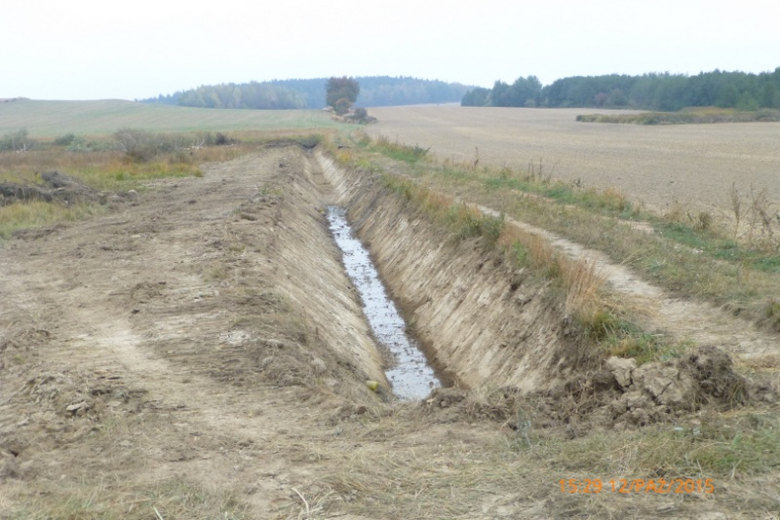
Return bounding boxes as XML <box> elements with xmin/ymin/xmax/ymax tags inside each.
<box><xmin>2</xmin><ymin>0</ymin><xmax>779</xmax><ymax>101</ymax></box>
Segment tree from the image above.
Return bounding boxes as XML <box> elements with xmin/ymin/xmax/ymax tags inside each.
<box><xmin>326</xmin><ymin>77</ymin><xmax>360</xmax><ymax>114</ymax></box>
<box><xmin>461</xmin><ymin>87</ymin><xmax>490</xmax><ymax>106</ymax></box>
<box><xmin>508</xmin><ymin>75</ymin><xmax>542</xmax><ymax>107</ymax></box>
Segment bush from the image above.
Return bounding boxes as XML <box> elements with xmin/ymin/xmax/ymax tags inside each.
<box><xmin>0</xmin><ymin>129</ymin><xmax>35</xmax><ymax>152</ymax></box>
<box><xmin>114</xmin><ymin>128</ymin><xmax>178</xmax><ymax>163</ymax></box>
<box><xmin>333</xmin><ymin>97</ymin><xmax>352</xmax><ymax>116</ymax></box>
<box><xmin>214</xmin><ymin>132</ymin><xmax>238</xmax><ymax>146</ymax></box>
<box><xmin>295</xmin><ymin>134</ymin><xmax>321</xmax><ymax>149</ymax></box>
<box><xmin>53</xmin><ymin>133</ymin><xmax>78</xmax><ymax>146</ymax></box>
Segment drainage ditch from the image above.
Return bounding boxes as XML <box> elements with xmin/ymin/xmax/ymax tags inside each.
<box><xmin>326</xmin><ymin>205</ymin><xmax>440</xmax><ymax>400</ymax></box>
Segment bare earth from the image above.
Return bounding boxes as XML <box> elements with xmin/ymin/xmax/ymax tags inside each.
<box><xmin>1</xmin><ymin>148</ymin><xmax>779</xmax><ymax>519</ymax></box>
<box><xmin>0</xmin><ymin>150</ymin><xmax>389</xmax><ymax>518</ymax></box>
<box><xmin>364</xmin><ymin>105</ymin><xmax>780</xmax><ymax>214</ymax></box>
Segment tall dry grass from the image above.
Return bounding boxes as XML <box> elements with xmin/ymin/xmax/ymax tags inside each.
<box><xmin>0</xmin><ymin>132</ymin><xmax>264</xmax><ymax>239</ymax></box>
<box><xmin>498</xmin><ymin>224</ymin><xmax>608</xmax><ymax>319</ymax></box>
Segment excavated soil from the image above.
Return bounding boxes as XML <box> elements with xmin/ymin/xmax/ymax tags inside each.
<box><xmin>0</xmin><ymin>146</ymin><xmax>778</xmax><ymax>519</ymax></box>
<box><xmin>0</xmin><ymin>171</ymin><xmax>102</xmax><ymax>206</ymax></box>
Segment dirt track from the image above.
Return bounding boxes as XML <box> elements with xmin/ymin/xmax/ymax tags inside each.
<box><xmin>2</xmin><ymin>148</ymin><xmax>779</xmax><ymax>518</ymax></box>
<box><xmin>0</xmin><ymin>149</ymin><xmax>390</xmax><ymax>517</ymax></box>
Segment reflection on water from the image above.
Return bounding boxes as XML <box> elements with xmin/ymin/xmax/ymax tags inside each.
<box><xmin>327</xmin><ymin>206</ymin><xmax>440</xmax><ymax>400</ymax></box>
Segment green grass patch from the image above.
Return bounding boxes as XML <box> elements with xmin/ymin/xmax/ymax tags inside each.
<box><xmin>542</xmin><ymin>410</ymin><xmax>780</xmax><ymax>478</ymax></box>
<box><xmin>656</xmin><ymin>221</ymin><xmax>780</xmax><ymax>273</ymax></box>
<box><xmin>371</xmin><ymin>135</ymin><xmax>430</xmax><ymax>163</ymax></box>
<box><xmin>0</xmin><ymin>201</ymin><xmax>104</xmax><ymax>239</ymax></box>
<box><xmin>484</xmin><ymin>171</ymin><xmax>635</xmax><ymax>217</ymax></box>
<box><xmin>574</xmin><ymin>308</ymin><xmax>688</xmax><ymax>365</ymax></box>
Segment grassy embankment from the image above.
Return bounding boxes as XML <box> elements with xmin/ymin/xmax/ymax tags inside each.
<box><xmin>344</xmin><ymin>132</ymin><xmax>780</xmax><ymax>336</ymax></box>
<box><xmin>325</xmin><ymin>135</ymin><xmax>693</xmax><ymax>367</ymax></box>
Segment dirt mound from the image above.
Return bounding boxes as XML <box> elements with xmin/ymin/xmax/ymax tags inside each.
<box><xmin>415</xmin><ymin>345</ymin><xmax>775</xmax><ymax>437</ymax></box>
<box><xmin>598</xmin><ymin>345</ymin><xmax>773</xmax><ymax>429</ymax></box>
<box><xmin>0</xmin><ymin>171</ymin><xmax>101</xmax><ymax>206</ymax></box>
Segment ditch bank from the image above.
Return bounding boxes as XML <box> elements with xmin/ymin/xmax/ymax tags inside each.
<box><xmin>318</xmin><ymin>151</ymin><xmax>576</xmax><ymax>395</ymax></box>
<box><xmin>315</xmin><ymin>150</ymin><xmax>772</xmax><ymax>427</ymax></box>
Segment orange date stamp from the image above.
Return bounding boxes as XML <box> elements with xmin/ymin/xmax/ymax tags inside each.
<box><xmin>560</xmin><ymin>478</ymin><xmax>714</xmax><ymax>494</ymax></box>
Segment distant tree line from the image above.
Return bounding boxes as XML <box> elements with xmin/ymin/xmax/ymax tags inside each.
<box><xmin>142</xmin><ymin>76</ymin><xmax>472</xmax><ymax>110</ymax></box>
<box><xmin>462</xmin><ymin>68</ymin><xmax>780</xmax><ymax>111</ymax></box>
<box><xmin>144</xmin><ymin>82</ymin><xmax>307</xmax><ymax>110</ymax></box>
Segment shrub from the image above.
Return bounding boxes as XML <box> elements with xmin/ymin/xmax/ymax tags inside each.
<box><xmin>0</xmin><ymin>129</ymin><xmax>35</xmax><ymax>152</ymax></box>
<box><xmin>333</xmin><ymin>97</ymin><xmax>352</xmax><ymax>116</ymax></box>
<box><xmin>214</xmin><ymin>132</ymin><xmax>237</xmax><ymax>146</ymax></box>
<box><xmin>53</xmin><ymin>133</ymin><xmax>78</xmax><ymax>146</ymax></box>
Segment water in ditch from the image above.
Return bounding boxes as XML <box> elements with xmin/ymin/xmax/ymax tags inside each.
<box><xmin>326</xmin><ymin>206</ymin><xmax>440</xmax><ymax>400</ymax></box>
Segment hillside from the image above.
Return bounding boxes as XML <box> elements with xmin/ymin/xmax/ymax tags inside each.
<box><xmin>0</xmin><ymin>99</ymin><xmax>340</xmax><ymax>137</ymax></box>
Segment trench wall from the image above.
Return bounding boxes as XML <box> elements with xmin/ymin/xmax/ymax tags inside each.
<box><xmin>260</xmin><ymin>152</ymin><xmax>388</xmax><ymax>387</ymax></box>
<box><xmin>317</xmin><ymin>152</ymin><xmax>579</xmax><ymax>393</ymax></box>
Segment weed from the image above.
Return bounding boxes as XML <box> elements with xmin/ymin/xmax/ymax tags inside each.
<box><xmin>52</xmin><ymin>133</ymin><xmax>78</xmax><ymax>146</ymax></box>
<box><xmin>692</xmin><ymin>210</ymin><xmax>713</xmax><ymax>231</ymax></box>
<box><xmin>511</xmin><ymin>241</ymin><xmax>528</xmax><ymax>266</ymax></box>
<box><xmin>0</xmin><ymin>200</ymin><xmax>103</xmax><ymax>239</ymax></box>
<box><xmin>372</xmin><ymin>135</ymin><xmax>429</xmax><ymax>163</ymax></box>
<box><xmin>561</xmin><ymin>259</ymin><xmax>608</xmax><ymax>318</ymax></box>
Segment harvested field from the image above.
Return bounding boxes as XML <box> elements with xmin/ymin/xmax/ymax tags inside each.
<box><xmin>364</xmin><ymin>105</ymin><xmax>780</xmax><ymax>214</ymax></box>
<box><xmin>0</xmin><ymin>99</ymin><xmax>344</xmax><ymax>137</ymax></box>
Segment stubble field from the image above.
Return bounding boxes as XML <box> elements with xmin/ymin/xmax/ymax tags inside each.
<box><xmin>364</xmin><ymin>105</ymin><xmax>780</xmax><ymax>214</ymax></box>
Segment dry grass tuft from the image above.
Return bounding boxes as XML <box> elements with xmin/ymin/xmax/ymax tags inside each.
<box><xmin>561</xmin><ymin>258</ymin><xmax>609</xmax><ymax>317</ymax></box>
<box><xmin>498</xmin><ymin>224</ymin><xmax>609</xmax><ymax>318</ymax></box>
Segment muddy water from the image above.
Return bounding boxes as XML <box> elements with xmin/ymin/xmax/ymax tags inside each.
<box><xmin>326</xmin><ymin>206</ymin><xmax>440</xmax><ymax>400</ymax></box>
